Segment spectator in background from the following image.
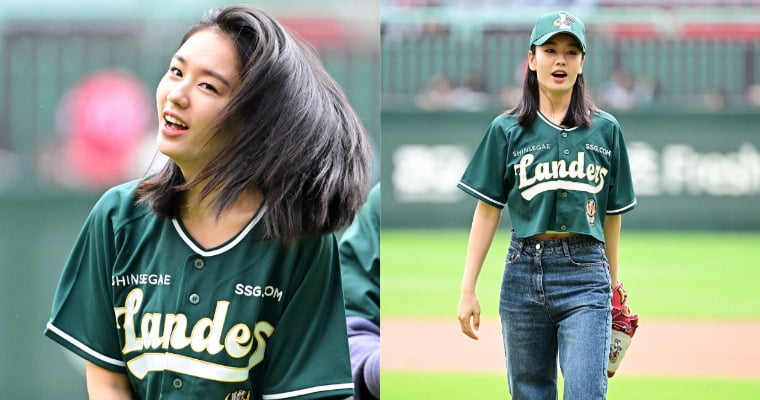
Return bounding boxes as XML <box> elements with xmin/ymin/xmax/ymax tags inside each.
<box><xmin>702</xmin><ymin>88</ymin><xmax>727</xmax><ymax>111</ymax></box>
<box><xmin>451</xmin><ymin>71</ymin><xmax>490</xmax><ymax>111</ymax></box>
<box><xmin>599</xmin><ymin>69</ymin><xmax>636</xmax><ymax>110</ymax></box>
<box><xmin>417</xmin><ymin>72</ymin><xmax>490</xmax><ymax>111</ymax></box>
<box><xmin>416</xmin><ymin>73</ymin><xmax>456</xmax><ymax>110</ymax></box>
<box><xmin>598</xmin><ymin>69</ymin><xmax>659</xmax><ymax>111</ymax></box>
<box><xmin>746</xmin><ymin>83</ymin><xmax>760</xmax><ymax>108</ymax></box>
<box><xmin>631</xmin><ymin>75</ymin><xmax>657</xmax><ymax>108</ymax></box>
<box><xmin>339</xmin><ymin>184</ymin><xmax>381</xmax><ymax>400</ymax></box>
<box><xmin>38</xmin><ymin>70</ymin><xmax>153</xmax><ymax>189</ymax></box>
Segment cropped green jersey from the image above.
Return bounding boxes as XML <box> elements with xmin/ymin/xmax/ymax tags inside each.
<box><xmin>45</xmin><ymin>180</ymin><xmax>353</xmax><ymax>400</ymax></box>
<box><xmin>458</xmin><ymin>111</ymin><xmax>637</xmax><ymax>242</ymax></box>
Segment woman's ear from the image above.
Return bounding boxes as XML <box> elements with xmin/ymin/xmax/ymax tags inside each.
<box><xmin>527</xmin><ymin>51</ymin><xmax>536</xmax><ymax>72</ymax></box>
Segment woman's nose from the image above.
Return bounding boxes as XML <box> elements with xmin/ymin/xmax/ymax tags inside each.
<box><xmin>166</xmin><ymin>84</ymin><xmax>190</xmax><ymax>108</ymax></box>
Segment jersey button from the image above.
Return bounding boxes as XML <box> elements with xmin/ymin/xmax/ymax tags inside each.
<box><xmin>172</xmin><ymin>377</ymin><xmax>183</xmax><ymax>389</ymax></box>
<box><xmin>560</xmin><ymin>225</ymin><xmax>567</xmax><ymax>231</ymax></box>
<box><xmin>189</xmin><ymin>293</ymin><xmax>200</xmax><ymax>304</ymax></box>
<box><xmin>561</xmin><ymin>132</ymin><xmax>568</xmax><ymax>138</ymax></box>
<box><xmin>193</xmin><ymin>258</ymin><xmax>205</xmax><ymax>270</ymax></box>
<box><xmin>562</xmin><ymin>192</ymin><xmax>568</xmax><ymax>198</ymax></box>
<box><xmin>563</xmin><ymin>149</ymin><xmax>570</xmax><ymax>155</ymax></box>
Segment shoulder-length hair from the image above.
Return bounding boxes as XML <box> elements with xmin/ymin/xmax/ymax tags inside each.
<box><xmin>137</xmin><ymin>6</ymin><xmax>372</xmax><ymax>242</ymax></box>
<box><xmin>509</xmin><ymin>45</ymin><xmax>597</xmax><ymax>128</ymax></box>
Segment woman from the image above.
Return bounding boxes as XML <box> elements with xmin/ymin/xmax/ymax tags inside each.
<box><xmin>456</xmin><ymin>11</ymin><xmax>636</xmax><ymax>400</ymax></box>
<box><xmin>45</xmin><ymin>6</ymin><xmax>371</xmax><ymax>400</ymax></box>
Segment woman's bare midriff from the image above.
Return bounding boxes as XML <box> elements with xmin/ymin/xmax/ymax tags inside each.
<box><xmin>529</xmin><ymin>232</ymin><xmax>578</xmax><ymax>241</ymax></box>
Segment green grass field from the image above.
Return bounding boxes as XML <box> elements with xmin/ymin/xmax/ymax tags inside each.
<box><xmin>381</xmin><ymin>230</ymin><xmax>760</xmax><ymax>399</ymax></box>
<box><xmin>382</xmin><ymin>372</ymin><xmax>760</xmax><ymax>400</ymax></box>
<box><xmin>381</xmin><ymin>230</ymin><xmax>760</xmax><ymax>320</ymax></box>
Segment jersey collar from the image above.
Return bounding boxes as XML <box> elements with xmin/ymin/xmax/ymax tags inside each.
<box><xmin>171</xmin><ymin>205</ymin><xmax>267</xmax><ymax>257</ymax></box>
<box><xmin>537</xmin><ymin>111</ymin><xmax>580</xmax><ymax>132</ymax></box>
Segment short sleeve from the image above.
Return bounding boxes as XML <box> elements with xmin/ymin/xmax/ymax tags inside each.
<box><xmin>259</xmin><ymin>235</ymin><xmax>354</xmax><ymax>400</ymax></box>
<box><xmin>457</xmin><ymin>117</ymin><xmax>510</xmax><ymax>208</ymax></box>
<box><xmin>339</xmin><ymin>184</ymin><xmax>380</xmax><ymax>326</ymax></box>
<box><xmin>44</xmin><ymin>195</ymin><xmax>126</xmax><ymax>372</ymax></box>
<box><xmin>606</xmin><ymin>125</ymin><xmax>637</xmax><ymax>214</ymax></box>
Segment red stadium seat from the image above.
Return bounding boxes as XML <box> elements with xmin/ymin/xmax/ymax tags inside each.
<box><xmin>682</xmin><ymin>23</ymin><xmax>760</xmax><ymax>39</ymax></box>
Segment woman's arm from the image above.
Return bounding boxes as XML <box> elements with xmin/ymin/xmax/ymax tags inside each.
<box><xmin>603</xmin><ymin>214</ymin><xmax>622</xmax><ymax>286</ymax></box>
<box><xmin>86</xmin><ymin>362</ymin><xmax>133</xmax><ymax>400</ymax></box>
<box><xmin>457</xmin><ymin>200</ymin><xmax>502</xmax><ymax>340</ymax></box>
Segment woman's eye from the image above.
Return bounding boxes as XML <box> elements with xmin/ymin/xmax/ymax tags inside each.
<box><xmin>200</xmin><ymin>83</ymin><xmax>218</xmax><ymax>93</ymax></box>
<box><xmin>169</xmin><ymin>67</ymin><xmax>182</xmax><ymax>77</ymax></box>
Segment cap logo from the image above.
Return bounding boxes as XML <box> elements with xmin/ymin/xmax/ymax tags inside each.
<box><xmin>554</xmin><ymin>13</ymin><xmax>575</xmax><ymax>30</ymax></box>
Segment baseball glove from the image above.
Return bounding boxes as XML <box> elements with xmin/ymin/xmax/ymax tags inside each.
<box><xmin>608</xmin><ymin>281</ymin><xmax>639</xmax><ymax>378</ymax></box>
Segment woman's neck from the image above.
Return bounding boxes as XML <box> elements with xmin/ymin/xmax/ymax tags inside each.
<box><xmin>182</xmin><ymin>183</ymin><xmax>262</xmax><ymax>219</ymax></box>
<box><xmin>179</xmin><ymin>184</ymin><xmax>264</xmax><ymax>249</ymax></box>
<box><xmin>538</xmin><ymin>89</ymin><xmax>572</xmax><ymax>127</ymax></box>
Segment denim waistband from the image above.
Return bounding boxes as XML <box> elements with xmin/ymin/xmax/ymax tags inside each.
<box><xmin>511</xmin><ymin>233</ymin><xmax>601</xmax><ymax>254</ymax></box>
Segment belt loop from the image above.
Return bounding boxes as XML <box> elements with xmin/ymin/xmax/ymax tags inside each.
<box><xmin>562</xmin><ymin>240</ymin><xmax>570</xmax><ymax>257</ymax></box>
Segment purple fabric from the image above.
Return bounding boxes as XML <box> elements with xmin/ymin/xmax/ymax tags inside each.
<box><xmin>346</xmin><ymin>316</ymin><xmax>379</xmax><ymax>400</ymax></box>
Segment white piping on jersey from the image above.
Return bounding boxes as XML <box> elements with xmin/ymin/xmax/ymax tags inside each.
<box><xmin>127</xmin><ymin>352</ymin><xmax>253</xmax><ymax>382</ymax></box>
<box><xmin>262</xmin><ymin>383</ymin><xmax>355</xmax><ymax>400</ymax></box>
<box><xmin>521</xmin><ymin>179</ymin><xmax>604</xmax><ymax>201</ymax></box>
<box><xmin>537</xmin><ymin>112</ymin><xmax>580</xmax><ymax>131</ymax></box>
<box><xmin>608</xmin><ymin>199</ymin><xmax>637</xmax><ymax>214</ymax></box>
<box><xmin>458</xmin><ymin>182</ymin><xmax>506</xmax><ymax>207</ymax></box>
<box><xmin>45</xmin><ymin>322</ymin><xmax>126</xmax><ymax>367</ymax></box>
<box><xmin>172</xmin><ymin>205</ymin><xmax>267</xmax><ymax>257</ymax></box>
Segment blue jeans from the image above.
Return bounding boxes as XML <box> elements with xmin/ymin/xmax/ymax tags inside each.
<box><xmin>500</xmin><ymin>234</ymin><xmax>612</xmax><ymax>400</ymax></box>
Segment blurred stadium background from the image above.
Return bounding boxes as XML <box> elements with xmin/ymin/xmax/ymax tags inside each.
<box><xmin>0</xmin><ymin>0</ymin><xmax>377</xmax><ymax>398</ymax></box>
<box><xmin>380</xmin><ymin>0</ymin><xmax>760</xmax><ymax>399</ymax></box>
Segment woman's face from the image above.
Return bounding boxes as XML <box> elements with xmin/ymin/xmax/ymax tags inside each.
<box><xmin>155</xmin><ymin>28</ymin><xmax>240</xmax><ymax>175</ymax></box>
<box><xmin>528</xmin><ymin>33</ymin><xmax>585</xmax><ymax>99</ymax></box>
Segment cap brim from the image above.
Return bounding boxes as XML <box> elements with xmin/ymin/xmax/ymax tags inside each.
<box><xmin>533</xmin><ymin>31</ymin><xmax>586</xmax><ymax>52</ymax></box>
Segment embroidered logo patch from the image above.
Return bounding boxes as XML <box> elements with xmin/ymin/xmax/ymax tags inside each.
<box><xmin>554</xmin><ymin>13</ymin><xmax>575</xmax><ymax>30</ymax></box>
<box><xmin>586</xmin><ymin>199</ymin><xmax>597</xmax><ymax>226</ymax></box>
<box><xmin>225</xmin><ymin>389</ymin><xmax>251</xmax><ymax>400</ymax></box>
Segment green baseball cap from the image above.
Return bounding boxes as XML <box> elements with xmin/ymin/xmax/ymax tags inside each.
<box><xmin>530</xmin><ymin>11</ymin><xmax>586</xmax><ymax>53</ymax></box>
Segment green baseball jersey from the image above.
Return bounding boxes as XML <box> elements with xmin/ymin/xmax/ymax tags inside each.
<box><xmin>458</xmin><ymin>111</ymin><xmax>637</xmax><ymax>242</ymax></box>
<box><xmin>339</xmin><ymin>183</ymin><xmax>380</xmax><ymax>327</ymax></box>
<box><xmin>44</xmin><ymin>180</ymin><xmax>353</xmax><ymax>400</ymax></box>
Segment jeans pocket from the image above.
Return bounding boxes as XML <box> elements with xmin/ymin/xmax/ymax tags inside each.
<box><xmin>565</xmin><ymin>243</ymin><xmax>606</xmax><ymax>268</ymax></box>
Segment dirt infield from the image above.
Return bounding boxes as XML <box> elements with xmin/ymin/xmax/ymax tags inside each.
<box><xmin>382</xmin><ymin>318</ymin><xmax>760</xmax><ymax>378</ymax></box>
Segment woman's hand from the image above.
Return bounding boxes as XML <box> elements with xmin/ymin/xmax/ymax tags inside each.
<box><xmin>457</xmin><ymin>290</ymin><xmax>482</xmax><ymax>340</ymax></box>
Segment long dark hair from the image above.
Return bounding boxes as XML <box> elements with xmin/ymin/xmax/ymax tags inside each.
<box><xmin>509</xmin><ymin>45</ymin><xmax>596</xmax><ymax>128</ymax></box>
<box><xmin>137</xmin><ymin>6</ymin><xmax>372</xmax><ymax>242</ymax></box>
